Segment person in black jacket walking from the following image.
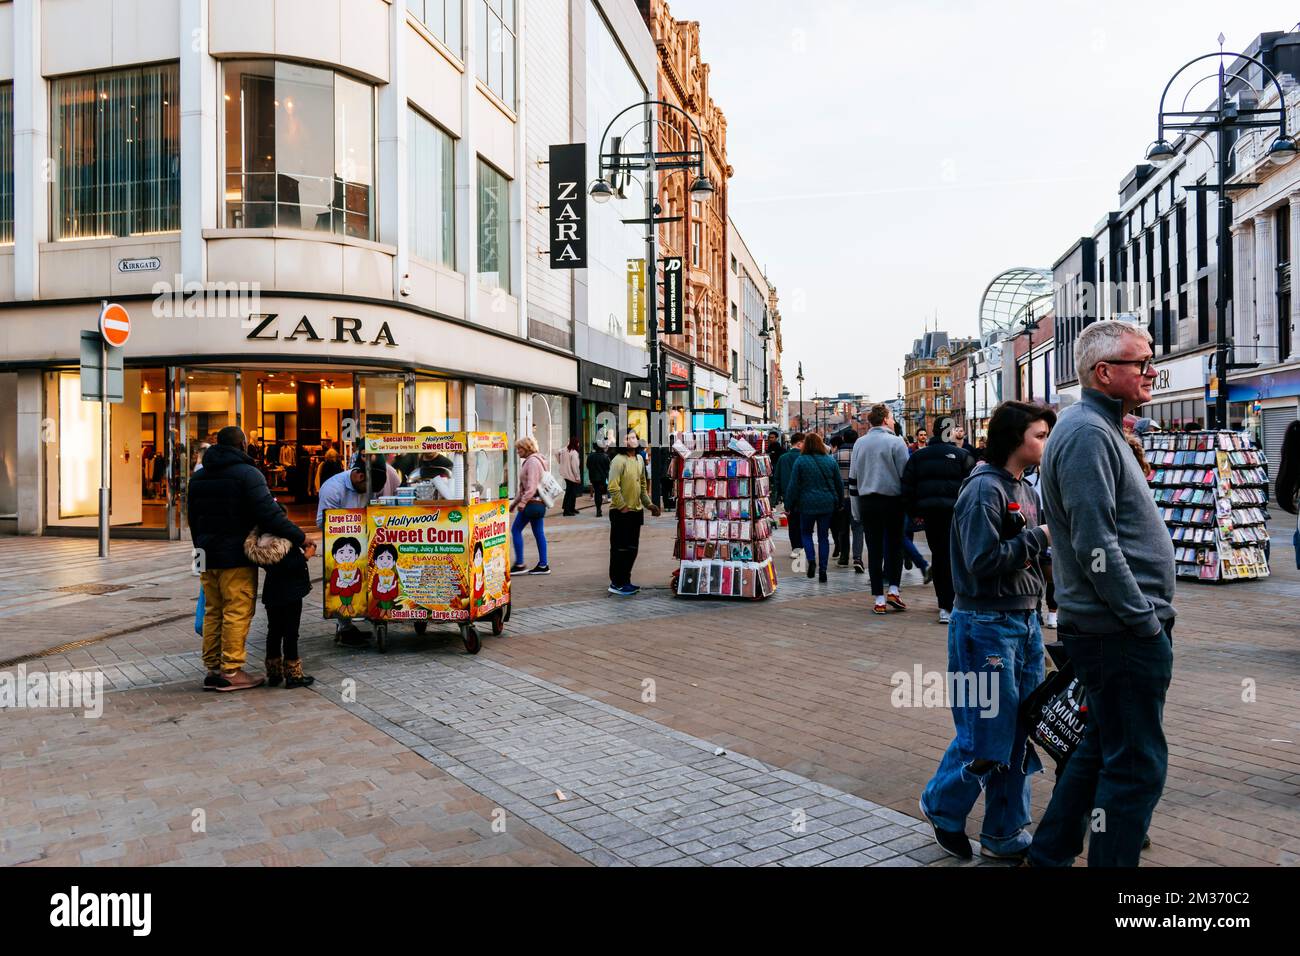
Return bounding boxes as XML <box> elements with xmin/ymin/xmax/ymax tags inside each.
<box><xmin>189</xmin><ymin>426</ymin><xmax>306</xmax><ymax>692</ymax></box>
<box><xmin>901</xmin><ymin>416</ymin><xmax>975</xmax><ymax>624</ymax></box>
<box><xmin>586</xmin><ymin>442</ymin><xmax>611</xmax><ymax>517</ymax></box>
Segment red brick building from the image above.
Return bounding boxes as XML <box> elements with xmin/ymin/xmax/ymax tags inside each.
<box><xmin>638</xmin><ymin>0</ymin><xmax>733</xmax><ymax>378</ymax></box>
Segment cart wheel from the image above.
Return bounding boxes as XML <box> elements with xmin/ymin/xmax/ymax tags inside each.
<box><xmin>491</xmin><ymin>610</ymin><xmax>505</xmax><ymax>636</ymax></box>
<box><xmin>461</xmin><ymin>624</ymin><xmax>482</xmax><ymax>655</ymax></box>
<box><xmin>503</xmin><ymin>601</ymin><xmax>512</xmax><ymax>623</ymax></box>
<box><xmin>413</xmin><ymin>620</ymin><xmax>428</xmax><ymax>636</ymax></box>
<box><xmin>375</xmin><ymin>623</ymin><xmax>388</xmax><ymax>654</ymax></box>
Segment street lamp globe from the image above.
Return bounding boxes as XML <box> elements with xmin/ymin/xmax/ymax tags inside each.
<box><xmin>589</xmin><ymin>179</ymin><xmax>615</xmax><ymax>203</ymax></box>
<box><xmin>1267</xmin><ymin>135</ymin><xmax>1299</xmax><ymax>166</ymax></box>
<box><xmin>688</xmin><ymin>176</ymin><xmax>714</xmax><ymax>201</ymax></box>
<box><xmin>1144</xmin><ymin>140</ymin><xmax>1177</xmax><ymax>165</ymax></box>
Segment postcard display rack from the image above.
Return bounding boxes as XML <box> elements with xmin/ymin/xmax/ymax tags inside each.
<box><xmin>670</xmin><ymin>430</ymin><xmax>779</xmax><ymax>599</ymax></box>
<box><xmin>1142</xmin><ymin>430</ymin><xmax>1270</xmax><ymax>582</ymax></box>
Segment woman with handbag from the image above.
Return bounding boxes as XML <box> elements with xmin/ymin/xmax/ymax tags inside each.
<box><xmin>244</xmin><ymin>505</ymin><xmax>318</xmax><ymax>687</ymax></box>
<box><xmin>559</xmin><ymin>436</ymin><xmax>582</xmax><ymax>516</ymax></box>
<box><xmin>510</xmin><ymin>436</ymin><xmax>551</xmax><ymax>575</ymax></box>
<box><xmin>783</xmin><ymin>433</ymin><xmax>844</xmax><ymax>583</ymax></box>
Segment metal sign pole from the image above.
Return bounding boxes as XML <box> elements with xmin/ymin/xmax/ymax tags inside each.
<box><xmin>99</xmin><ymin>318</ymin><xmax>110</xmax><ymax>559</ymax></box>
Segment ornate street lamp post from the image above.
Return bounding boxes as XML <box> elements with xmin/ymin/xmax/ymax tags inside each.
<box><xmin>1145</xmin><ymin>40</ymin><xmax>1295</xmax><ymax>428</ymax></box>
<box><xmin>591</xmin><ymin>99</ymin><xmax>715</xmax><ymax>504</ymax></box>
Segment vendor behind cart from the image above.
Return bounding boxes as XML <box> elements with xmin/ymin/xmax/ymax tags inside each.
<box><xmin>405</xmin><ymin>449</ymin><xmax>457</xmax><ymax>499</ymax></box>
<box><xmin>316</xmin><ymin>453</ymin><xmax>398</xmax><ymax>646</ymax></box>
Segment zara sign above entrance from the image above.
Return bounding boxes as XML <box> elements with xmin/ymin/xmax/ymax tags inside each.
<box><xmin>245</xmin><ymin>313</ymin><xmax>398</xmax><ymax>347</ymax></box>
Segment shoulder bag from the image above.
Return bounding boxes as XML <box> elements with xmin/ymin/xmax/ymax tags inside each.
<box><xmin>1019</xmin><ymin>657</ymin><xmax>1087</xmax><ymax>776</ymax></box>
<box><xmin>536</xmin><ymin>456</ymin><xmax>564</xmax><ymax>508</ymax></box>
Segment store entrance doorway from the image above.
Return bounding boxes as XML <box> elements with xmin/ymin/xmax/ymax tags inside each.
<box><xmin>173</xmin><ymin>368</ymin><xmax>464</xmax><ymax>535</ymax></box>
<box><xmin>178</xmin><ymin>367</ymin><xmax>357</xmax><ymax>530</ymax></box>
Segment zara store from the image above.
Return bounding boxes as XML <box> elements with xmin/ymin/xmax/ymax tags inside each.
<box><xmin>0</xmin><ymin>0</ymin><xmax>578</xmax><ymax>537</ymax></box>
<box><xmin>0</xmin><ymin>295</ymin><xmax>575</xmax><ymax>537</ymax></box>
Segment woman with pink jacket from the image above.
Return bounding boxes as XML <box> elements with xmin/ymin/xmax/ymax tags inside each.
<box><xmin>510</xmin><ymin>437</ymin><xmax>551</xmax><ymax>575</ymax></box>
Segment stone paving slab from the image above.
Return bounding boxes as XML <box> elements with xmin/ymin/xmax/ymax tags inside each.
<box><xmin>293</xmin><ymin>651</ymin><xmax>984</xmax><ymax>867</ymax></box>
<box><xmin>0</xmin><ymin>681</ymin><xmax>587</xmax><ymax>867</ymax></box>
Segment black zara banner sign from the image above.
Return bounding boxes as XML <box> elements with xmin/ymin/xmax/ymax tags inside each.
<box><xmin>549</xmin><ymin>143</ymin><xmax>587</xmax><ymax>268</ymax></box>
<box><xmin>662</xmin><ymin>256</ymin><xmax>683</xmax><ymax>334</ymax></box>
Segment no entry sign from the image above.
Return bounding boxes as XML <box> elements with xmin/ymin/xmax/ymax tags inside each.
<box><xmin>99</xmin><ymin>302</ymin><xmax>131</xmax><ymax>347</ymax></box>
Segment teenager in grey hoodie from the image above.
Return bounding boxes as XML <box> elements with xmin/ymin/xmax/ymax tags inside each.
<box><xmin>920</xmin><ymin>400</ymin><xmax>1056</xmax><ymax>862</ymax></box>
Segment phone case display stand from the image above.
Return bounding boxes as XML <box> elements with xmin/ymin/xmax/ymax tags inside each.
<box><xmin>1142</xmin><ymin>429</ymin><xmax>1270</xmax><ymax>582</ymax></box>
<box><xmin>670</xmin><ymin>430</ymin><xmax>779</xmax><ymax>599</ymax></box>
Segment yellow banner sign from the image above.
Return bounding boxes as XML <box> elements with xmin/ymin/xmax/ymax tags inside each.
<box><xmin>628</xmin><ymin>258</ymin><xmax>646</xmax><ymax>336</ymax></box>
<box><xmin>469</xmin><ymin>432</ymin><xmax>509</xmax><ymax>452</ymax></box>
<box><xmin>470</xmin><ymin>502</ymin><xmax>511</xmax><ymax>615</ymax></box>
<box><xmin>367</xmin><ymin>506</ymin><xmax>471</xmax><ymax>621</ymax></box>
<box><xmin>363</xmin><ymin>432</ymin><xmax>468</xmax><ymax>454</ymax></box>
<box><xmin>323</xmin><ymin>509</ymin><xmax>369</xmax><ymax>620</ymax></box>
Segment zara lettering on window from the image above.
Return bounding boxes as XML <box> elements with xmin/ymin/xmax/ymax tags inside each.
<box><xmin>245</xmin><ymin>314</ymin><xmax>398</xmax><ymax>347</ymax></box>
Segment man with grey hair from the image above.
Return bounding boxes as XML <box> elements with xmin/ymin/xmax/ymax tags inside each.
<box><xmin>1028</xmin><ymin>319</ymin><xmax>1174</xmax><ymax>867</ymax></box>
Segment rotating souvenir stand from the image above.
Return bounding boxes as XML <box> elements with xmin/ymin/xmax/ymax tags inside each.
<box><xmin>1141</xmin><ymin>430</ymin><xmax>1270</xmax><ymax>582</ymax></box>
<box><xmin>669</xmin><ymin>429</ymin><xmax>779</xmax><ymax>599</ymax></box>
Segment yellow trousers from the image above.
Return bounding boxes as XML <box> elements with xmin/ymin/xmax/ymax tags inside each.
<box><xmin>200</xmin><ymin>566</ymin><xmax>257</xmax><ymax>673</ymax></box>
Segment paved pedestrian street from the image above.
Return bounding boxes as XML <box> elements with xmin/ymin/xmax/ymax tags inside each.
<box><xmin>2</xmin><ymin>505</ymin><xmax>1298</xmax><ymax>867</ymax></box>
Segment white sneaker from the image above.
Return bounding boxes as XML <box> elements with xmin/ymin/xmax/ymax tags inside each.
<box><xmin>1044</xmin><ymin>610</ymin><xmax>1058</xmax><ymax>629</ymax></box>
<box><xmin>938</xmin><ymin>609</ymin><xmax>951</xmax><ymax>625</ymax></box>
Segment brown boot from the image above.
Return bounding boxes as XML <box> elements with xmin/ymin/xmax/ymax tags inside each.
<box><xmin>283</xmin><ymin>658</ymin><xmax>315</xmax><ymax>689</ymax></box>
<box><xmin>214</xmin><ymin>669</ymin><xmax>265</xmax><ymax>692</ymax></box>
<box><xmin>265</xmin><ymin>656</ymin><xmax>283</xmax><ymax>687</ymax></box>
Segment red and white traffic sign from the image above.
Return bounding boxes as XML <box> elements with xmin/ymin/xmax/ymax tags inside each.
<box><xmin>99</xmin><ymin>302</ymin><xmax>131</xmax><ymax>347</ymax></box>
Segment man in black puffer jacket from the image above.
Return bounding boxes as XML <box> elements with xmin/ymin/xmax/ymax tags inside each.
<box><xmin>901</xmin><ymin>416</ymin><xmax>975</xmax><ymax>623</ymax></box>
<box><xmin>189</xmin><ymin>426</ymin><xmax>307</xmax><ymax>692</ymax></box>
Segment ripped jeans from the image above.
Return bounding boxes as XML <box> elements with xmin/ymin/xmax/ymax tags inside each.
<box><xmin>920</xmin><ymin>608</ymin><xmax>1044</xmax><ymax>854</ymax></box>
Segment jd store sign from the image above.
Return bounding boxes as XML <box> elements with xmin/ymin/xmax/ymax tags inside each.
<box><xmin>245</xmin><ymin>313</ymin><xmax>398</xmax><ymax>347</ymax></box>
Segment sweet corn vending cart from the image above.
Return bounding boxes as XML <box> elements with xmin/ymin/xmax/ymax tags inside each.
<box><xmin>322</xmin><ymin>432</ymin><xmax>513</xmax><ymax>654</ymax></box>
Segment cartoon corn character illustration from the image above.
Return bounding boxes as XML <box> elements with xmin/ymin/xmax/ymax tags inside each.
<box><xmin>329</xmin><ymin>537</ymin><xmax>364</xmax><ymax>615</ymax></box>
<box><xmin>471</xmin><ymin>542</ymin><xmax>486</xmax><ymax>609</ymax></box>
<box><xmin>370</xmin><ymin>543</ymin><xmax>401</xmax><ymax>611</ymax></box>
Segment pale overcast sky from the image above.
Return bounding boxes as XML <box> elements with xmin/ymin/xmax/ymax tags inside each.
<box><xmin>667</xmin><ymin>0</ymin><xmax>1300</xmax><ymax>401</ymax></box>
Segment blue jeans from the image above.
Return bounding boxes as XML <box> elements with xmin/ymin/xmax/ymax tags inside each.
<box><xmin>921</xmin><ymin>608</ymin><xmax>1045</xmax><ymax>854</ymax></box>
<box><xmin>1027</xmin><ymin>623</ymin><xmax>1174</xmax><ymax>867</ymax></box>
<box><xmin>511</xmin><ymin>501</ymin><xmax>548</xmax><ymax>567</ymax></box>
<box><xmin>800</xmin><ymin>512</ymin><xmax>832</xmax><ymax>571</ymax></box>
<box><xmin>903</xmin><ymin>514</ymin><xmax>929</xmax><ymax>570</ymax></box>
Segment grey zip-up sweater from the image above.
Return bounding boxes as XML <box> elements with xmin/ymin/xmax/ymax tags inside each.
<box><xmin>1041</xmin><ymin>388</ymin><xmax>1176</xmax><ymax>638</ymax></box>
<box><xmin>849</xmin><ymin>427</ymin><xmax>909</xmax><ymax>497</ymax></box>
<box><xmin>951</xmin><ymin>462</ymin><xmax>1048</xmax><ymax>612</ymax></box>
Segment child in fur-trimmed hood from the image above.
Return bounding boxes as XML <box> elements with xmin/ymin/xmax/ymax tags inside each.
<box><xmin>249</xmin><ymin>503</ymin><xmax>317</xmax><ymax>688</ymax></box>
